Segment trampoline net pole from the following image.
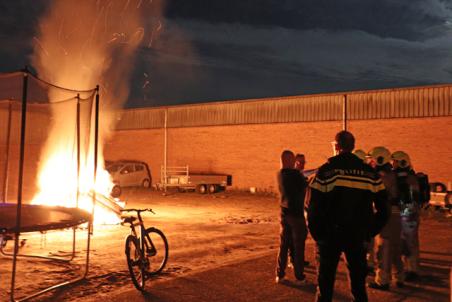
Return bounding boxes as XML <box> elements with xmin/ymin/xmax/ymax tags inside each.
<box><xmin>2</xmin><ymin>100</ymin><xmax>12</xmax><ymax>203</ymax></box>
<box><xmin>84</xmin><ymin>85</ymin><xmax>99</xmax><ymax>276</ymax></box>
<box><xmin>11</xmin><ymin>70</ymin><xmax>29</xmax><ymax>300</ymax></box>
<box><xmin>71</xmin><ymin>94</ymin><xmax>81</xmax><ymax>260</ymax></box>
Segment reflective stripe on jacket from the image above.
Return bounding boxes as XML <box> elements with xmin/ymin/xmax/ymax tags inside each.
<box><xmin>307</xmin><ymin>152</ymin><xmax>389</xmax><ymax>243</ymax></box>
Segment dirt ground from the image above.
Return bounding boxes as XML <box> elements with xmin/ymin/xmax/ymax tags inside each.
<box><xmin>0</xmin><ymin>189</ymin><xmax>451</xmax><ymax>301</ymax></box>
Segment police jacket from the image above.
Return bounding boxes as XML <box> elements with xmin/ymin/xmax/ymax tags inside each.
<box><xmin>277</xmin><ymin>168</ymin><xmax>307</xmax><ymax>216</ymax></box>
<box><xmin>307</xmin><ymin>152</ymin><xmax>389</xmax><ymax>243</ymax></box>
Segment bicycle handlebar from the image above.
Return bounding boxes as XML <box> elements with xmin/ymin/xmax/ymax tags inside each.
<box><xmin>121</xmin><ymin>208</ymin><xmax>155</xmax><ymax>214</ymax></box>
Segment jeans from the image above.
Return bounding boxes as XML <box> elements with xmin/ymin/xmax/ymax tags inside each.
<box><xmin>315</xmin><ymin>240</ymin><xmax>368</xmax><ymax>302</ymax></box>
<box><xmin>276</xmin><ymin>213</ymin><xmax>307</xmax><ymax>280</ymax></box>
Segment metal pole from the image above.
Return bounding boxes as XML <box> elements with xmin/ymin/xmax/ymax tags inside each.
<box><xmin>2</xmin><ymin>100</ymin><xmax>12</xmax><ymax>202</ymax></box>
<box><xmin>93</xmin><ymin>87</ymin><xmax>99</xmax><ymax>222</ymax></box>
<box><xmin>11</xmin><ymin>69</ymin><xmax>29</xmax><ymax>299</ymax></box>
<box><xmin>343</xmin><ymin>94</ymin><xmax>347</xmax><ymax>131</ymax></box>
<box><xmin>76</xmin><ymin>94</ymin><xmax>81</xmax><ymax>207</ymax></box>
<box><xmin>84</xmin><ymin>86</ymin><xmax>99</xmax><ymax>276</ymax></box>
<box><xmin>72</xmin><ymin>94</ymin><xmax>81</xmax><ymax>259</ymax></box>
<box><xmin>164</xmin><ymin>108</ymin><xmax>168</xmax><ymax>192</ymax></box>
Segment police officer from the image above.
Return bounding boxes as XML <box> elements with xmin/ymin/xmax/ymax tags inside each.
<box><xmin>391</xmin><ymin>151</ymin><xmax>421</xmax><ymax>281</ymax></box>
<box><xmin>367</xmin><ymin>147</ymin><xmax>404</xmax><ymax>290</ymax></box>
<box><xmin>307</xmin><ymin>131</ymin><xmax>389</xmax><ymax>302</ymax></box>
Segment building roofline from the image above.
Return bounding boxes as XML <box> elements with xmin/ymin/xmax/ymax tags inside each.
<box><xmin>123</xmin><ymin>82</ymin><xmax>452</xmax><ymax>113</ymax></box>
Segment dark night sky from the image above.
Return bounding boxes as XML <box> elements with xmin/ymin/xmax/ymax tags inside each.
<box><xmin>1</xmin><ymin>0</ymin><xmax>452</xmax><ymax>107</ymax></box>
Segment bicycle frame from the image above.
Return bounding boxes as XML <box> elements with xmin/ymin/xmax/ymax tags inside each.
<box><xmin>123</xmin><ymin>210</ymin><xmax>158</xmax><ymax>269</ymax></box>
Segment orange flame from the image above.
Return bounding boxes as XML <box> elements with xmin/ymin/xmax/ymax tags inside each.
<box><xmin>29</xmin><ymin>0</ymin><xmax>161</xmax><ymax>224</ymax></box>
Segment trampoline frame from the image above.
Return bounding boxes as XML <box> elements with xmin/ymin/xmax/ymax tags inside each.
<box><xmin>1</xmin><ymin>69</ymin><xmax>100</xmax><ymax>302</ymax></box>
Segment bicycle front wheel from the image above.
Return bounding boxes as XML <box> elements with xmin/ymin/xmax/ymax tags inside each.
<box><xmin>125</xmin><ymin>235</ymin><xmax>146</xmax><ymax>291</ymax></box>
<box><xmin>144</xmin><ymin>227</ymin><xmax>169</xmax><ymax>275</ymax></box>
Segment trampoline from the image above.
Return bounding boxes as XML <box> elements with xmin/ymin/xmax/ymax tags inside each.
<box><xmin>0</xmin><ymin>203</ymin><xmax>91</xmax><ymax>234</ymax></box>
<box><xmin>0</xmin><ymin>69</ymin><xmax>100</xmax><ymax>302</ymax></box>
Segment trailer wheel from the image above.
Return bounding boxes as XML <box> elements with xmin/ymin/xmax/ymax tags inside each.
<box><xmin>196</xmin><ymin>185</ymin><xmax>207</xmax><ymax>194</ymax></box>
<box><xmin>208</xmin><ymin>184</ymin><xmax>218</xmax><ymax>194</ymax></box>
<box><xmin>142</xmin><ymin>178</ymin><xmax>151</xmax><ymax>188</ymax></box>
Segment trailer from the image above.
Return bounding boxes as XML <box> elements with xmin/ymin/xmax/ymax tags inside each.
<box><xmin>158</xmin><ymin>166</ymin><xmax>232</xmax><ymax>193</ymax></box>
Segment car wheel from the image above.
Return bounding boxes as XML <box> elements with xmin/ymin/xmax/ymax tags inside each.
<box><xmin>111</xmin><ymin>185</ymin><xmax>122</xmax><ymax>198</ymax></box>
<box><xmin>208</xmin><ymin>184</ymin><xmax>217</xmax><ymax>194</ymax></box>
<box><xmin>196</xmin><ymin>185</ymin><xmax>207</xmax><ymax>194</ymax></box>
<box><xmin>142</xmin><ymin>179</ymin><xmax>151</xmax><ymax>188</ymax></box>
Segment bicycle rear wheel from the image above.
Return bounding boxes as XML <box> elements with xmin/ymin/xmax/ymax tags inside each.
<box><xmin>125</xmin><ymin>235</ymin><xmax>146</xmax><ymax>291</ymax></box>
<box><xmin>144</xmin><ymin>227</ymin><xmax>169</xmax><ymax>275</ymax></box>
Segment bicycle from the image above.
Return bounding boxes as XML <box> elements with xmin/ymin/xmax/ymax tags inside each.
<box><xmin>121</xmin><ymin>208</ymin><xmax>169</xmax><ymax>291</ymax></box>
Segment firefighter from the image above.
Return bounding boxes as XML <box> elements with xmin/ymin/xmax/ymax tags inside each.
<box><xmin>353</xmin><ymin>149</ymin><xmax>375</xmax><ymax>274</ymax></box>
<box><xmin>353</xmin><ymin>149</ymin><xmax>367</xmax><ymax>162</ymax></box>
<box><xmin>307</xmin><ymin>131</ymin><xmax>389</xmax><ymax>302</ymax></box>
<box><xmin>367</xmin><ymin>147</ymin><xmax>404</xmax><ymax>290</ymax></box>
<box><xmin>391</xmin><ymin>151</ymin><xmax>421</xmax><ymax>282</ymax></box>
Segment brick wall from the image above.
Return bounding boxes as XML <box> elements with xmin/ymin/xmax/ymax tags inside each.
<box><xmin>105</xmin><ymin>116</ymin><xmax>452</xmax><ymax>192</ymax></box>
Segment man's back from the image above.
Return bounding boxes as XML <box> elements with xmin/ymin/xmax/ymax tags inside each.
<box><xmin>277</xmin><ymin>168</ymin><xmax>307</xmax><ymax>216</ymax></box>
<box><xmin>308</xmin><ymin>152</ymin><xmax>388</xmax><ymax>243</ymax></box>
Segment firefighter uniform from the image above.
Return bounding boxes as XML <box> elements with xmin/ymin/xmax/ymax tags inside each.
<box><xmin>367</xmin><ymin>147</ymin><xmax>404</xmax><ymax>289</ymax></box>
<box><xmin>308</xmin><ymin>152</ymin><xmax>389</xmax><ymax>302</ymax></box>
<box><xmin>391</xmin><ymin>151</ymin><xmax>421</xmax><ymax>280</ymax></box>
<box><xmin>354</xmin><ymin>148</ymin><xmax>376</xmax><ymax>274</ymax></box>
<box><xmin>372</xmin><ymin>168</ymin><xmax>404</xmax><ymax>287</ymax></box>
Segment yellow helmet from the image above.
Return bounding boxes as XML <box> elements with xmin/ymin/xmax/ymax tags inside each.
<box><xmin>353</xmin><ymin>149</ymin><xmax>366</xmax><ymax>161</ymax></box>
<box><xmin>367</xmin><ymin>146</ymin><xmax>391</xmax><ymax>166</ymax></box>
<box><xmin>391</xmin><ymin>151</ymin><xmax>411</xmax><ymax>168</ymax></box>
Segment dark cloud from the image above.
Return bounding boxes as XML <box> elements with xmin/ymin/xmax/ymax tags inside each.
<box><xmin>0</xmin><ymin>0</ymin><xmax>49</xmax><ymax>70</ymax></box>
<box><xmin>1</xmin><ymin>1</ymin><xmax>452</xmax><ymax>107</ymax></box>
<box><xmin>165</xmin><ymin>0</ymin><xmax>452</xmax><ymax>40</ymax></box>
<box><xmin>127</xmin><ymin>17</ymin><xmax>452</xmax><ymax>107</ymax></box>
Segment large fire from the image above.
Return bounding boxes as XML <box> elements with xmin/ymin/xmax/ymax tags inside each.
<box><xmin>29</xmin><ymin>0</ymin><xmax>161</xmax><ymax>223</ymax></box>
<box><xmin>31</xmin><ymin>148</ymin><xmax>119</xmax><ymax>224</ymax></box>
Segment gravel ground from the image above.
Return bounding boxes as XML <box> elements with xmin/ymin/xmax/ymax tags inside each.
<box><xmin>1</xmin><ymin>189</ymin><xmax>450</xmax><ymax>301</ymax></box>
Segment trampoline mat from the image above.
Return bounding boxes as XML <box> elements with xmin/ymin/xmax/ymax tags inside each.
<box><xmin>0</xmin><ymin>203</ymin><xmax>91</xmax><ymax>233</ymax></box>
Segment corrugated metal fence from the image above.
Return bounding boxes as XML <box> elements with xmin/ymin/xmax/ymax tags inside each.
<box><xmin>115</xmin><ymin>84</ymin><xmax>452</xmax><ymax>130</ymax></box>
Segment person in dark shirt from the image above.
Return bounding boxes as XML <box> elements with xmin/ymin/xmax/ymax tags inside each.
<box><xmin>307</xmin><ymin>131</ymin><xmax>389</xmax><ymax>302</ymax></box>
<box><xmin>294</xmin><ymin>153</ymin><xmax>310</xmax><ymax>267</ymax></box>
<box><xmin>275</xmin><ymin>150</ymin><xmax>308</xmax><ymax>284</ymax></box>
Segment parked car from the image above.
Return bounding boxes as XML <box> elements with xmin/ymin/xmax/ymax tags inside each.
<box><xmin>106</xmin><ymin>160</ymin><xmax>152</xmax><ymax>197</ymax></box>
<box><xmin>429</xmin><ymin>182</ymin><xmax>451</xmax><ymax>209</ymax></box>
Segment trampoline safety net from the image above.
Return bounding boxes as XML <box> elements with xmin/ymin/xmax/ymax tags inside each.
<box><xmin>0</xmin><ymin>71</ymin><xmax>97</xmax><ymax>208</ymax></box>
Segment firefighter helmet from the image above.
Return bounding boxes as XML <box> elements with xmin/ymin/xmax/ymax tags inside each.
<box><xmin>353</xmin><ymin>149</ymin><xmax>366</xmax><ymax>161</ymax></box>
<box><xmin>391</xmin><ymin>151</ymin><xmax>411</xmax><ymax>168</ymax></box>
<box><xmin>367</xmin><ymin>146</ymin><xmax>391</xmax><ymax>166</ymax></box>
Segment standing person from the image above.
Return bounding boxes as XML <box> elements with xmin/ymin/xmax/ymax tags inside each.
<box><xmin>391</xmin><ymin>151</ymin><xmax>421</xmax><ymax>281</ymax></box>
<box><xmin>276</xmin><ymin>150</ymin><xmax>308</xmax><ymax>284</ymax></box>
<box><xmin>353</xmin><ymin>148</ymin><xmax>376</xmax><ymax>274</ymax></box>
<box><xmin>295</xmin><ymin>153</ymin><xmax>306</xmax><ymax>173</ymax></box>
<box><xmin>307</xmin><ymin>131</ymin><xmax>389</xmax><ymax>302</ymax></box>
<box><xmin>353</xmin><ymin>149</ymin><xmax>367</xmax><ymax>162</ymax></box>
<box><xmin>294</xmin><ymin>153</ymin><xmax>309</xmax><ymax>267</ymax></box>
<box><xmin>367</xmin><ymin>147</ymin><xmax>405</xmax><ymax>290</ymax></box>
